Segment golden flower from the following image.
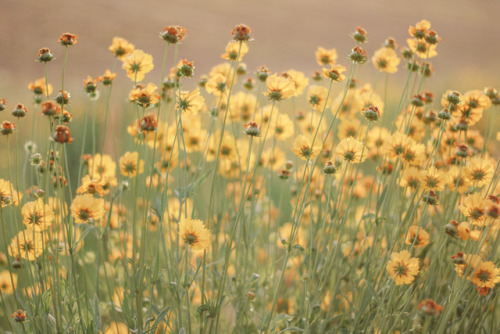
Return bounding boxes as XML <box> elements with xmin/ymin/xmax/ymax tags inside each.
<box><xmin>88</xmin><ymin>154</ymin><xmax>117</xmax><ymax>180</ymax></box>
<box><xmin>28</xmin><ymin>78</ymin><xmax>53</xmax><ymax>96</ymax></box>
<box><xmin>59</xmin><ymin>33</ymin><xmax>77</xmax><ymax>46</ymax></box>
<box><xmin>21</xmin><ymin>199</ymin><xmax>54</xmax><ymax>231</ymax></box>
<box><xmin>229</xmin><ymin>92</ymin><xmax>257</xmax><ymax>122</ymax></box>
<box><xmin>371</xmin><ymin>47</ymin><xmax>400</xmax><ymax>73</ymax></box>
<box><xmin>129</xmin><ymin>83</ymin><xmax>160</xmax><ymax>108</ymax></box>
<box><xmin>422</xmin><ymin>166</ymin><xmax>445</xmax><ymax>192</ymax></box>
<box><xmin>109</xmin><ymin>37</ymin><xmax>135</xmax><ymax>59</ymax></box>
<box><xmin>176</xmin><ymin>88</ymin><xmax>205</xmax><ymax>115</ymax></box>
<box><xmin>270</xmin><ymin>114</ymin><xmax>294</xmax><ymax>141</ymax></box>
<box><xmin>384</xmin><ymin>132</ymin><xmax>412</xmax><ymax>159</ymax></box>
<box><xmin>459</xmin><ymin>193</ymin><xmax>488</xmax><ymax>226</ymax></box>
<box><xmin>71</xmin><ymin>194</ymin><xmax>105</xmax><ymax>224</ymax></box>
<box><xmin>401</xmin><ymin>142</ymin><xmax>425</xmax><ymax>166</ymax></box>
<box><xmin>307</xmin><ymin>85</ymin><xmax>331</xmax><ymax>112</ymax></box>
<box><xmin>315</xmin><ymin>47</ymin><xmax>338</xmax><ymax>66</ymax></box>
<box><xmin>469</xmin><ymin>261</ymin><xmax>500</xmax><ymax>289</ymax></box>
<box><xmin>9</xmin><ymin>229</ymin><xmax>44</xmax><ymax>261</ymax></box>
<box><xmin>336</xmin><ymin>137</ymin><xmax>366</xmax><ymax>164</ymax></box>
<box><xmin>399</xmin><ymin>167</ymin><xmax>421</xmax><ymax>189</ymax></box>
<box><xmin>446</xmin><ymin>166</ymin><xmax>471</xmax><ymax>194</ymax></box>
<box><xmin>179</xmin><ymin>218</ymin><xmax>211</xmax><ymax>252</ymax></box>
<box><xmin>119</xmin><ymin>152</ymin><xmax>145</xmax><ymax>177</ymax></box>
<box><xmin>366</xmin><ymin>126</ymin><xmax>390</xmax><ymax>149</ymax></box>
<box><xmin>454</xmin><ymin>253</ymin><xmax>482</xmax><ymax>278</ymax></box>
<box><xmin>96</xmin><ymin>69</ymin><xmax>117</xmax><ymax>86</ymax></box>
<box><xmin>160</xmin><ymin>25</ymin><xmax>187</xmax><ymax>44</ymax></box>
<box><xmin>282</xmin><ymin>70</ymin><xmax>308</xmax><ymax>97</ymax></box>
<box><xmin>322</xmin><ymin>64</ymin><xmax>347</xmax><ymax>82</ymax></box>
<box><xmin>337</xmin><ymin>118</ymin><xmax>365</xmax><ymax>140</ymax></box>
<box><xmin>264</xmin><ymin>74</ymin><xmax>295</xmax><ymax>101</ymax></box>
<box><xmin>465</xmin><ymin>157</ymin><xmax>494</xmax><ymax>187</ymax></box>
<box><xmin>205</xmin><ymin>73</ymin><xmax>228</xmax><ymax>97</ymax></box>
<box><xmin>77</xmin><ymin>175</ymin><xmax>107</xmax><ymax>196</ymax></box>
<box><xmin>292</xmin><ymin>135</ymin><xmax>322</xmax><ymax>161</ymax></box>
<box><xmin>386</xmin><ymin>250</ymin><xmax>420</xmax><ymax>285</ymax></box>
<box><xmin>40</xmin><ymin>100</ymin><xmax>61</xmax><ymax>117</ymax></box>
<box><xmin>405</xmin><ymin>226</ymin><xmax>430</xmax><ymax>248</ymax></box>
<box><xmin>409</xmin><ymin>20</ymin><xmax>431</xmax><ymax>39</ymax></box>
<box><xmin>122</xmin><ymin>50</ymin><xmax>154</xmax><ymax>82</ymax></box>
<box><xmin>0</xmin><ymin>179</ymin><xmax>21</xmax><ymax>207</ymax></box>
<box><xmin>221</xmin><ymin>41</ymin><xmax>249</xmax><ymax>61</ymax></box>
<box><xmin>184</xmin><ymin>127</ymin><xmax>206</xmax><ymax>153</ymax></box>
<box><xmin>407</xmin><ymin>39</ymin><xmax>437</xmax><ymax>59</ymax></box>
<box><xmin>0</xmin><ymin>271</ymin><xmax>16</xmax><ymax>295</ymax></box>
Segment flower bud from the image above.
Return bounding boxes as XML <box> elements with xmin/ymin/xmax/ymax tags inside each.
<box><xmin>348</xmin><ymin>46</ymin><xmax>367</xmax><ymax>64</ymax></box>
<box><xmin>256</xmin><ymin>66</ymin><xmax>270</xmax><ymax>82</ymax></box>
<box><xmin>437</xmin><ymin>109</ymin><xmax>451</xmax><ymax>120</ymax></box>
<box><xmin>1</xmin><ymin>121</ymin><xmax>16</xmax><ymax>135</ymax></box>
<box><xmin>37</xmin><ymin>48</ymin><xmax>55</xmax><ymax>62</ymax></box>
<box><xmin>362</xmin><ymin>105</ymin><xmax>380</xmax><ymax>121</ymax></box>
<box><xmin>243</xmin><ymin>121</ymin><xmax>261</xmax><ymax>137</ymax></box>
<box><xmin>12</xmin><ymin>104</ymin><xmax>28</xmax><ymax>118</ymax></box>
<box><xmin>322</xmin><ymin>161</ymin><xmax>337</xmax><ymax>175</ymax></box>
<box><xmin>232</xmin><ymin>24</ymin><xmax>252</xmax><ymax>42</ymax></box>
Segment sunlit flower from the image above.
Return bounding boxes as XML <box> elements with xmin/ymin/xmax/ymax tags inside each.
<box><xmin>405</xmin><ymin>226</ymin><xmax>430</xmax><ymax>248</ymax></box>
<box><xmin>129</xmin><ymin>83</ymin><xmax>160</xmax><ymax>108</ymax></box>
<box><xmin>0</xmin><ymin>271</ymin><xmax>16</xmax><ymax>295</ymax></box>
<box><xmin>71</xmin><ymin>194</ymin><xmax>105</xmax><ymax>224</ymax></box>
<box><xmin>88</xmin><ymin>154</ymin><xmax>117</xmax><ymax>180</ymax></box>
<box><xmin>386</xmin><ymin>250</ymin><xmax>419</xmax><ymax>285</ymax></box>
<box><xmin>336</xmin><ymin>137</ymin><xmax>366</xmax><ymax>164</ymax></box>
<box><xmin>459</xmin><ymin>193</ymin><xmax>488</xmax><ymax>226</ymax></box>
<box><xmin>109</xmin><ymin>37</ymin><xmax>135</xmax><ymax>59</ymax></box>
<box><xmin>21</xmin><ymin>199</ymin><xmax>54</xmax><ymax>231</ymax></box>
<box><xmin>315</xmin><ymin>47</ymin><xmax>338</xmax><ymax>66</ymax></box>
<box><xmin>97</xmin><ymin>69</ymin><xmax>117</xmax><ymax>86</ymax></box>
<box><xmin>122</xmin><ymin>50</ymin><xmax>154</xmax><ymax>82</ymax></box>
<box><xmin>322</xmin><ymin>64</ymin><xmax>347</xmax><ymax>82</ymax></box>
<box><xmin>221</xmin><ymin>41</ymin><xmax>249</xmax><ymax>61</ymax></box>
<box><xmin>292</xmin><ymin>135</ymin><xmax>322</xmax><ymax>161</ymax></box>
<box><xmin>0</xmin><ymin>179</ymin><xmax>21</xmax><ymax>207</ymax></box>
<box><xmin>28</xmin><ymin>78</ymin><xmax>53</xmax><ymax>96</ymax></box>
<box><xmin>465</xmin><ymin>157</ymin><xmax>494</xmax><ymax>187</ymax></box>
<box><xmin>77</xmin><ymin>175</ymin><xmax>107</xmax><ymax>196</ymax></box>
<box><xmin>469</xmin><ymin>261</ymin><xmax>500</xmax><ymax>290</ymax></box>
<box><xmin>371</xmin><ymin>47</ymin><xmax>400</xmax><ymax>73</ymax></box>
<box><xmin>119</xmin><ymin>152</ymin><xmax>145</xmax><ymax>177</ymax></box>
<box><xmin>307</xmin><ymin>85</ymin><xmax>331</xmax><ymax>112</ymax></box>
<box><xmin>176</xmin><ymin>88</ymin><xmax>205</xmax><ymax>115</ymax></box>
<box><xmin>264</xmin><ymin>74</ymin><xmax>295</xmax><ymax>101</ymax></box>
<box><xmin>282</xmin><ymin>70</ymin><xmax>308</xmax><ymax>97</ymax></box>
<box><xmin>270</xmin><ymin>114</ymin><xmax>294</xmax><ymax>141</ymax></box>
<box><xmin>9</xmin><ymin>229</ymin><xmax>44</xmax><ymax>261</ymax></box>
<box><xmin>422</xmin><ymin>166</ymin><xmax>445</xmax><ymax>192</ymax></box>
<box><xmin>179</xmin><ymin>218</ymin><xmax>211</xmax><ymax>252</ymax></box>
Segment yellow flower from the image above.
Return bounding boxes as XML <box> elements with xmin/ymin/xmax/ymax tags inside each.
<box><xmin>270</xmin><ymin>114</ymin><xmax>294</xmax><ymax>141</ymax></box>
<box><xmin>399</xmin><ymin>167</ymin><xmax>421</xmax><ymax>190</ymax></box>
<box><xmin>0</xmin><ymin>179</ymin><xmax>22</xmax><ymax>207</ymax></box>
<box><xmin>336</xmin><ymin>137</ymin><xmax>366</xmax><ymax>164</ymax></box>
<box><xmin>469</xmin><ymin>261</ymin><xmax>500</xmax><ymax>289</ymax></box>
<box><xmin>221</xmin><ymin>41</ymin><xmax>249</xmax><ymax>61</ymax></box>
<box><xmin>322</xmin><ymin>64</ymin><xmax>347</xmax><ymax>82</ymax></box>
<box><xmin>71</xmin><ymin>194</ymin><xmax>105</xmax><ymax>224</ymax></box>
<box><xmin>87</xmin><ymin>154</ymin><xmax>117</xmax><ymax>180</ymax></box>
<box><xmin>283</xmin><ymin>70</ymin><xmax>308</xmax><ymax>97</ymax></box>
<box><xmin>109</xmin><ymin>37</ymin><xmax>135</xmax><ymax>59</ymax></box>
<box><xmin>315</xmin><ymin>47</ymin><xmax>338</xmax><ymax>66</ymax></box>
<box><xmin>179</xmin><ymin>218</ymin><xmax>211</xmax><ymax>252</ymax></box>
<box><xmin>0</xmin><ymin>271</ymin><xmax>16</xmax><ymax>295</ymax></box>
<box><xmin>386</xmin><ymin>250</ymin><xmax>420</xmax><ymax>285</ymax></box>
<box><xmin>9</xmin><ymin>229</ymin><xmax>44</xmax><ymax>261</ymax></box>
<box><xmin>104</xmin><ymin>322</ymin><xmax>130</xmax><ymax>334</ymax></box>
<box><xmin>176</xmin><ymin>88</ymin><xmax>205</xmax><ymax>115</ymax></box>
<box><xmin>371</xmin><ymin>47</ymin><xmax>400</xmax><ymax>73</ymax></box>
<box><xmin>229</xmin><ymin>92</ymin><xmax>257</xmax><ymax>122</ymax></box>
<box><xmin>407</xmin><ymin>39</ymin><xmax>437</xmax><ymax>59</ymax></box>
<box><xmin>129</xmin><ymin>83</ymin><xmax>160</xmax><ymax>108</ymax></box>
<box><xmin>459</xmin><ymin>193</ymin><xmax>488</xmax><ymax>226</ymax></box>
<box><xmin>384</xmin><ymin>132</ymin><xmax>412</xmax><ymax>159</ymax></box>
<box><xmin>422</xmin><ymin>166</ymin><xmax>445</xmax><ymax>192</ymax></box>
<box><xmin>264</xmin><ymin>74</ymin><xmax>295</xmax><ymax>101</ymax></box>
<box><xmin>292</xmin><ymin>135</ymin><xmax>322</xmax><ymax>161</ymax></box>
<box><xmin>405</xmin><ymin>226</ymin><xmax>430</xmax><ymax>248</ymax></box>
<box><xmin>77</xmin><ymin>175</ymin><xmax>107</xmax><ymax>196</ymax></box>
<box><xmin>409</xmin><ymin>20</ymin><xmax>431</xmax><ymax>39</ymax></box>
<box><xmin>28</xmin><ymin>78</ymin><xmax>53</xmax><ymax>96</ymax></box>
<box><xmin>465</xmin><ymin>157</ymin><xmax>494</xmax><ymax>187</ymax></box>
<box><xmin>307</xmin><ymin>85</ymin><xmax>331</xmax><ymax>112</ymax></box>
<box><xmin>119</xmin><ymin>152</ymin><xmax>145</xmax><ymax>177</ymax></box>
<box><xmin>122</xmin><ymin>49</ymin><xmax>154</xmax><ymax>82</ymax></box>
<box><xmin>21</xmin><ymin>199</ymin><xmax>54</xmax><ymax>231</ymax></box>
<box><xmin>401</xmin><ymin>142</ymin><xmax>425</xmax><ymax>166</ymax></box>
<box><xmin>205</xmin><ymin>73</ymin><xmax>228</xmax><ymax>97</ymax></box>
<box><xmin>446</xmin><ymin>166</ymin><xmax>471</xmax><ymax>194</ymax></box>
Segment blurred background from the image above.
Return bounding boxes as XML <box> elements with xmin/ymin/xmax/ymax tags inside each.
<box><xmin>0</xmin><ymin>0</ymin><xmax>499</xmax><ymax>170</ymax></box>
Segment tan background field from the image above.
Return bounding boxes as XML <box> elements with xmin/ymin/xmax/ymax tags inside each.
<box><xmin>0</xmin><ymin>0</ymin><xmax>499</xmax><ymax>169</ymax></box>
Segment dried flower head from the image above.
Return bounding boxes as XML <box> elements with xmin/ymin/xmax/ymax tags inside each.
<box><xmin>160</xmin><ymin>25</ymin><xmax>187</xmax><ymax>44</ymax></box>
<box><xmin>232</xmin><ymin>24</ymin><xmax>252</xmax><ymax>42</ymax></box>
<box><xmin>59</xmin><ymin>33</ymin><xmax>78</xmax><ymax>46</ymax></box>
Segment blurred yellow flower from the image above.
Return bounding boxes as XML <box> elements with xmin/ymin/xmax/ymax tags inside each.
<box><xmin>386</xmin><ymin>250</ymin><xmax>419</xmax><ymax>285</ymax></box>
<box><xmin>122</xmin><ymin>49</ymin><xmax>154</xmax><ymax>82</ymax></box>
